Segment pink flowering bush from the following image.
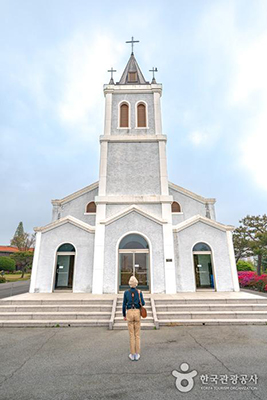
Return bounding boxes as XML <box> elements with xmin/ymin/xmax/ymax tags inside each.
<box><xmin>238</xmin><ymin>271</ymin><xmax>267</xmax><ymax>292</ymax></box>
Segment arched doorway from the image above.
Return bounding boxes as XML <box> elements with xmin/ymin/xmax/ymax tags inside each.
<box><xmin>193</xmin><ymin>242</ymin><xmax>215</xmax><ymax>290</ymax></box>
<box><xmin>55</xmin><ymin>243</ymin><xmax>75</xmax><ymax>290</ymax></box>
<box><xmin>118</xmin><ymin>234</ymin><xmax>150</xmax><ymax>291</ymax></box>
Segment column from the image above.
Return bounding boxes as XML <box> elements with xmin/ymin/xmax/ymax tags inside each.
<box><xmin>29</xmin><ymin>231</ymin><xmax>42</xmax><ymax>293</ymax></box>
<box><xmin>226</xmin><ymin>230</ymin><xmax>240</xmax><ymax>292</ymax></box>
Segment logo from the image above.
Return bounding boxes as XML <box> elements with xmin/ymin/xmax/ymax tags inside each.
<box><xmin>172</xmin><ymin>362</ymin><xmax>198</xmax><ymax>393</ymax></box>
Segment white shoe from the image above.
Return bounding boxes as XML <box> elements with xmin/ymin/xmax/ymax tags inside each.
<box><xmin>129</xmin><ymin>354</ymin><xmax>135</xmax><ymax>361</ymax></box>
<box><xmin>135</xmin><ymin>353</ymin><xmax>140</xmax><ymax>361</ymax></box>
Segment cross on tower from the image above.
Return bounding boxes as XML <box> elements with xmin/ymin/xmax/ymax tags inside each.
<box><xmin>126</xmin><ymin>36</ymin><xmax>140</xmax><ymax>55</ymax></box>
<box><xmin>149</xmin><ymin>67</ymin><xmax>158</xmax><ymax>83</ymax></box>
<box><xmin>107</xmin><ymin>67</ymin><xmax>116</xmax><ymax>84</ymax></box>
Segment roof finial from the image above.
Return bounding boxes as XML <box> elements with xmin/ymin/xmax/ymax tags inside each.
<box><xmin>107</xmin><ymin>67</ymin><xmax>116</xmax><ymax>84</ymax></box>
<box><xmin>149</xmin><ymin>67</ymin><xmax>158</xmax><ymax>83</ymax></box>
<box><xmin>126</xmin><ymin>36</ymin><xmax>139</xmax><ymax>55</ymax></box>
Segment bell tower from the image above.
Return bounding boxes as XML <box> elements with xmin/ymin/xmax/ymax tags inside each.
<box><xmin>92</xmin><ymin>39</ymin><xmax>176</xmax><ymax>294</ymax></box>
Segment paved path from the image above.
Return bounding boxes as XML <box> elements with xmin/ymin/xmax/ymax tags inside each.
<box><xmin>0</xmin><ymin>280</ymin><xmax>30</xmax><ymax>299</ymax></box>
<box><xmin>0</xmin><ymin>325</ymin><xmax>266</xmax><ymax>400</ymax></box>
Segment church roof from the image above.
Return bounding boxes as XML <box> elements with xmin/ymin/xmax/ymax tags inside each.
<box><xmin>118</xmin><ymin>54</ymin><xmax>149</xmax><ymax>85</ymax></box>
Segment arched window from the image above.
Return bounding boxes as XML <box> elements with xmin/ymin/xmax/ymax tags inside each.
<box><xmin>172</xmin><ymin>201</ymin><xmax>181</xmax><ymax>213</ymax></box>
<box><xmin>57</xmin><ymin>243</ymin><xmax>75</xmax><ymax>252</ymax></box>
<box><xmin>137</xmin><ymin>103</ymin><xmax>146</xmax><ymax>127</ymax></box>
<box><xmin>86</xmin><ymin>201</ymin><xmax>96</xmax><ymax>213</ymax></box>
<box><xmin>120</xmin><ymin>103</ymin><xmax>129</xmax><ymax>127</ymax></box>
<box><xmin>193</xmin><ymin>242</ymin><xmax>211</xmax><ymax>252</ymax></box>
<box><xmin>119</xmin><ymin>233</ymin><xmax>149</xmax><ymax>250</ymax></box>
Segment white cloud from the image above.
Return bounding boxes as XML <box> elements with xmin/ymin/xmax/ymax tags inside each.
<box><xmin>228</xmin><ymin>33</ymin><xmax>267</xmax><ymax>191</ymax></box>
<box><xmin>188</xmin><ymin>126</ymin><xmax>221</xmax><ymax>147</ymax></box>
<box><xmin>56</xmin><ymin>33</ymin><xmax>125</xmax><ymax>140</ymax></box>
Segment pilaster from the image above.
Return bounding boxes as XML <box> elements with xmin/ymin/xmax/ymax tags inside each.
<box><xmin>29</xmin><ymin>232</ymin><xmax>42</xmax><ymax>293</ymax></box>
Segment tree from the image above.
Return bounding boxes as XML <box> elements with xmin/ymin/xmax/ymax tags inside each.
<box><xmin>234</xmin><ymin>215</ymin><xmax>267</xmax><ymax>276</ymax></box>
<box><xmin>10</xmin><ymin>252</ymin><xmax>33</xmax><ymax>278</ymax></box>
<box><xmin>11</xmin><ymin>221</ymin><xmax>35</xmax><ymax>251</ymax></box>
<box><xmin>0</xmin><ymin>257</ymin><xmax>16</xmax><ymax>272</ymax></box>
<box><xmin>233</xmin><ymin>226</ymin><xmax>253</xmax><ymax>262</ymax></box>
<box><xmin>236</xmin><ymin>260</ymin><xmax>254</xmax><ymax>271</ymax></box>
<box><xmin>10</xmin><ymin>222</ymin><xmax>35</xmax><ymax>277</ymax></box>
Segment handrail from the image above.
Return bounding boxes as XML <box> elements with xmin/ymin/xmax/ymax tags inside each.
<box><xmin>109</xmin><ymin>297</ymin><xmax>117</xmax><ymax>330</ymax></box>
<box><xmin>151</xmin><ymin>297</ymin><xmax>159</xmax><ymax>329</ymax></box>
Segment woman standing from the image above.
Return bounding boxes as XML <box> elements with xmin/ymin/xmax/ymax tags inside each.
<box><xmin>122</xmin><ymin>275</ymin><xmax>145</xmax><ymax>361</ymax></box>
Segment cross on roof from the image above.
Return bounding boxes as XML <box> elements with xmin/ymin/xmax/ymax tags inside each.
<box><xmin>126</xmin><ymin>36</ymin><xmax>139</xmax><ymax>55</ymax></box>
<box><xmin>149</xmin><ymin>67</ymin><xmax>158</xmax><ymax>83</ymax></box>
<box><xmin>107</xmin><ymin>67</ymin><xmax>116</xmax><ymax>84</ymax></box>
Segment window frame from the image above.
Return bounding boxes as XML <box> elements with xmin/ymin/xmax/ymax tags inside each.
<box><xmin>118</xmin><ymin>100</ymin><xmax>131</xmax><ymax>129</ymax></box>
<box><xmin>171</xmin><ymin>201</ymin><xmax>182</xmax><ymax>213</ymax></box>
<box><xmin>135</xmin><ymin>101</ymin><xmax>149</xmax><ymax>129</ymax></box>
<box><xmin>84</xmin><ymin>201</ymin><xmax>97</xmax><ymax>215</ymax></box>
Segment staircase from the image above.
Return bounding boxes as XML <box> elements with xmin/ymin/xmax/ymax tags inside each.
<box><xmin>154</xmin><ymin>297</ymin><xmax>267</xmax><ymax>326</ymax></box>
<box><xmin>0</xmin><ymin>298</ymin><xmax>114</xmax><ymax>327</ymax></box>
<box><xmin>112</xmin><ymin>294</ymin><xmax>156</xmax><ymax>329</ymax></box>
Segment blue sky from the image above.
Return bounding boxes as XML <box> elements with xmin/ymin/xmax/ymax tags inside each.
<box><xmin>0</xmin><ymin>0</ymin><xmax>267</xmax><ymax>244</ymax></box>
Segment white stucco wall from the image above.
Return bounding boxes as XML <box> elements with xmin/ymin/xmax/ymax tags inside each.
<box><xmin>106</xmin><ymin>142</ymin><xmax>161</xmax><ymax>195</ymax></box>
<box><xmin>103</xmin><ymin>211</ymin><xmax>165</xmax><ymax>294</ymax></box>
<box><xmin>33</xmin><ymin>223</ymin><xmax>95</xmax><ymax>293</ymax></box>
<box><xmin>174</xmin><ymin>221</ymin><xmax>235</xmax><ymax>292</ymax></box>
<box><xmin>105</xmin><ymin>204</ymin><xmax>163</xmax><ymax>219</ymax></box>
<box><xmin>169</xmin><ymin>187</ymin><xmax>208</xmax><ymax>222</ymax></box>
<box><xmin>52</xmin><ymin>187</ymin><xmax>98</xmax><ymax>225</ymax></box>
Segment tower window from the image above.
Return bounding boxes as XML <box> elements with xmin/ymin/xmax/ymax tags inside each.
<box><xmin>120</xmin><ymin>103</ymin><xmax>129</xmax><ymax>127</ymax></box>
<box><xmin>86</xmin><ymin>201</ymin><xmax>96</xmax><ymax>213</ymax></box>
<box><xmin>137</xmin><ymin>103</ymin><xmax>147</xmax><ymax>127</ymax></box>
<box><xmin>128</xmin><ymin>72</ymin><xmax>137</xmax><ymax>82</ymax></box>
<box><xmin>172</xmin><ymin>201</ymin><xmax>181</xmax><ymax>213</ymax></box>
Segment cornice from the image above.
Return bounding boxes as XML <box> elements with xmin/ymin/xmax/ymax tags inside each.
<box><xmin>34</xmin><ymin>216</ymin><xmax>95</xmax><ymax>234</ymax></box>
<box><xmin>168</xmin><ymin>181</ymin><xmax>216</xmax><ymax>205</ymax></box>
<box><xmin>99</xmin><ymin>205</ymin><xmax>168</xmax><ymax>226</ymax></box>
<box><xmin>173</xmin><ymin>214</ymin><xmax>234</xmax><ymax>233</ymax></box>
<box><xmin>100</xmin><ymin>134</ymin><xmax>167</xmax><ymax>143</ymax></box>
<box><xmin>51</xmin><ymin>181</ymin><xmax>99</xmax><ymax>206</ymax></box>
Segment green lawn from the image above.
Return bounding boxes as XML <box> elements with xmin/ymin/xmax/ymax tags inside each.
<box><xmin>3</xmin><ymin>273</ymin><xmax>31</xmax><ymax>282</ymax></box>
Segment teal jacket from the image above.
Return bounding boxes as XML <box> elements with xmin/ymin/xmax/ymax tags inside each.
<box><xmin>122</xmin><ymin>288</ymin><xmax>145</xmax><ymax>317</ymax></box>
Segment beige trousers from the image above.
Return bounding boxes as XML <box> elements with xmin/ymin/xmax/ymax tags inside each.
<box><xmin>126</xmin><ymin>309</ymin><xmax>141</xmax><ymax>354</ymax></box>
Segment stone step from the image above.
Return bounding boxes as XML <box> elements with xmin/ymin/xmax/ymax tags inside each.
<box><xmin>0</xmin><ymin>319</ymin><xmax>110</xmax><ymax>327</ymax></box>
<box><xmin>156</xmin><ymin>311</ymin><xmax>267</xmax><ymax>320</ymax></box>
<box><xmin>115</xmin><ymin>311</ymin><xmax>153</xmax><ymax>317</ymax></box>
<box><xmin>114</xmin><ymin>316</ymin><xmax>154</xmax><ymax>321</ymax></box>
<box><xmin>159</xmin><ymin>319</ymin><xmax>267</xmax><ymax>326</ymax></box>
<box><xmin>113</xmin><ymin>322</ymin><xmax>155</xmax><ymax>330</ymax></box>
<box><xmin>0</xmin><ymin>299</ymin><xmax>113</xmax><ymax>305</ymax></box>
<box><xmin>0</xmin><ymin>312</ymin><xmax>111</xmax><ymax>320</ymax></box>
<box><xmin>0</xmin><ymin>305</ymin><xmax>113</xmax><ymax>313</ymax></box>
<box><xmin>156</xmin><ymin>304</ymin><xmax>267</xmax><ymax>312</ymax></box>
<box><xmin>154</xmin><ymin>298</ymin><xmax>267</xmax><ymax>305</ymax></box>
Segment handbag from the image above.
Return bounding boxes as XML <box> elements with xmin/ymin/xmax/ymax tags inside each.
<box><xmin>137</xmin><ymin>289</ymin><xmax>147</xmax><ymax>318</ymax></box>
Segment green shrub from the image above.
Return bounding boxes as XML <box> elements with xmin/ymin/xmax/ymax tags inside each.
<box><xmin>0</xmin><ymin>257</ymin><xmax>16</xmax><ymax>272</ymax></box>
<box><xmin>0</xmin><ymin>276</ymin><xmax>6</xmax><ymax>283</ymax></box>
<box><xmin>237</xmin><ymin>260</ymin><xmax>254</xmax><ymax>271</ymax></box>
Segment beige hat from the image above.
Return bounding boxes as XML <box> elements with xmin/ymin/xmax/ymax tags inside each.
<box><xmin>128</xmin><ymin>275</ymin><xmax>138</xmax><ymax>288</ymax></box>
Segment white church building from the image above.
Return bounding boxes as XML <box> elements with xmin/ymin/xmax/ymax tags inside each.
<box><xmin>29</xmin><ymin>45</ymin><xmax>240</xmax><ymax>295</ymax></box>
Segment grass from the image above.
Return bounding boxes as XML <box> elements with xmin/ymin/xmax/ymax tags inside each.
<box><xmin>3</xmin><ymin>273</ymin><xmax>31</xmax><ymax>282</ymax></box>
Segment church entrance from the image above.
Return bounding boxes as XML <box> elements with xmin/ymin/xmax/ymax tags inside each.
<box><xmin>118</xmin><ymin>234</ymin><xmax>150</xmax><ymax>291</ymax></box>
<box><xmin>193</xmin><ymin>242</ymin><xmax>215</xmax><ymax>290</ymax></box>
<box><xmin>54</xmin><ymin>243</ymin><xmax>75</xmax><ymax>290</ymax></box>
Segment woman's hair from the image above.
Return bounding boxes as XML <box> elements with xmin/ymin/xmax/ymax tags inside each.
<box><xmin>128</xmin><ymin>275</ymin><xmax>138</xmax><ymax>288</ymax></box>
